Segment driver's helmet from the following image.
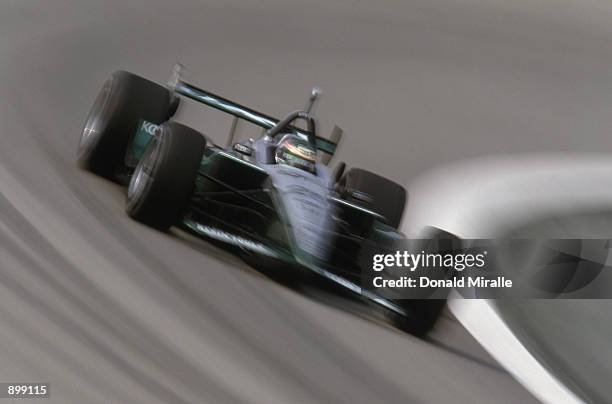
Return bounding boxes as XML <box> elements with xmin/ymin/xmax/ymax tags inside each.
<box><xmin>275</xmin><ymin>134</ymin><xmax>317</xmax><ymax>174</ymax></box>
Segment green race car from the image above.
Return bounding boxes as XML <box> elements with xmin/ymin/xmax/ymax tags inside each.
<box><xmin>77</xmin><ymin>64</ymin><xmax>445</xmax><ymax>336</ymax></box>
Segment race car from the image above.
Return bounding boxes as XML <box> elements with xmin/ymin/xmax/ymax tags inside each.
<box><xmin>77</xmin><ymin>64</ymin><xmax>445</xmax><ymax>336</ymax></box>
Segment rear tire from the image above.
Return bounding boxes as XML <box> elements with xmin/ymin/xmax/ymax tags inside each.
<box><xmin>387</xmin><ymin>300</ymin><xmax>447</xmax><ymax>337</ymax></box>
<box><xmin>77</xmin><ymin>70</ymin><xmax>171</xmax><ymax>179</ymax></box>
<box><xmin>126</xmin><ymin>122</ymin><xmax>206</xmax><ymax>231</ymax></box>
<box><xmin>386</xmin><ymin>228</ymin><xmax>461</xmax><ymax>337</ymax></box>
<box><xmin>337</xmin><ymin>168</ymin><xmax>407</xmax><ymax>229</ymax></box>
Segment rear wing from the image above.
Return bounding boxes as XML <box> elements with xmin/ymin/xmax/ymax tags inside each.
<box><xmin>168</xmin><ymin>64</ymin><xmax>341</xmax><ymax>164</ymax></box>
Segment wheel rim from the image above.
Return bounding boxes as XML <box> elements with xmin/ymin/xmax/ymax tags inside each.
<box><xmin>127</xmin><ymin>136</ymin><xmax>159</xmax><ymax>210</ymax></box>
<box><xmin>78</xmin><ymin>78</ymin><xmax>113</xmax><ymax>158</ymax></box>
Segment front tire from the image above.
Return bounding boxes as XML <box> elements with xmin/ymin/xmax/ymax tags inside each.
<box><xmin>126</xmin><ymin>122</ymin><xmax>206</xmax><ymax>231</ymax></box>
<box><xmin>78</xmin><ymin>70</ymin><xmax>171</xmax><ymax>179</ymax></box>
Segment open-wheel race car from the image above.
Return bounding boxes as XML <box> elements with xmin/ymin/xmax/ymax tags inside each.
<box><xmin>77</xmin><ymin>64</ymin><xmax>445</xmax><ymax>336</ymax></box>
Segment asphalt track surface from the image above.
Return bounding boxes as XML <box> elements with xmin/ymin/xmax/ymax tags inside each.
<box><xmin>2</xmin><ymin>0</ymin><xmax>612</xmax><ymax>402</ymax></box>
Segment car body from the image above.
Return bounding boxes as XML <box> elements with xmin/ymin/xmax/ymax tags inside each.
<box><xmin>78</xmin><ymin>65</ymin><xmax>441</xmax><ymax>335</ymax></box>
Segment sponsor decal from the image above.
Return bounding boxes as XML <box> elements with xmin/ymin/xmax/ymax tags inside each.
<box><xmin>140</xmin><ymin>120</ymin><xmax>160</xmax><ymax>136</ymax></box>
<box><xmin>233</xmin><ymin>142</ymin><xmax>253</xmax><ymax>156</ymax></box>
<box><xmin>184</xmin><ymin>220</ymin><xmax>278</xmax><ymax>258</ymax></box>
<box><xmin>351</xmin><ymin>190</ymin><xmax>373</xmax><ymax>204</ymax></box>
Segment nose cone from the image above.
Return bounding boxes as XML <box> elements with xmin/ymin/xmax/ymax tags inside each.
<box><xmin>266</xmin><ymin>165</ymin><xmax>335</xmax><ymax>262</ymax></box>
